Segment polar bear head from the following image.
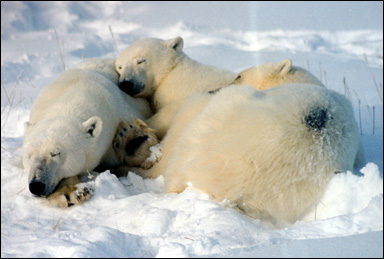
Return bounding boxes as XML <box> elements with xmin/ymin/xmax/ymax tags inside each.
<box><xmin>23</xmin><ymin>116</ymin><xmax>103</xmax><ymax>197</ymax></box>
<box><xmin>115</xmin><ymin>37</ymin><xmax>184</xmax><ymax>98</ymax></box>
<box><xmin>232</xmin><ymin>59</ymin><xmax>324</xmax><ymax>90</ymax></box>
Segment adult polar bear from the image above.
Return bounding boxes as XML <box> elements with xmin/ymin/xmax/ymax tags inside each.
<box><xmin>126</xmin><ymin>59</ymin><xmax>364</xmax><ymax>223</ymax></box>
<box><xmin>23</xmin><ymin>58</ymin><xmax>152</xmax><ymax>205</ymax></box>
<box><xmin>115</xmin><ymin>36</ymin><xmax>236</xmax><ymax>139</ymax></box>
<box><xmin>163</xmin><ymin>85</ymin><xmax>362</xmax><ymax>223</ymax></box>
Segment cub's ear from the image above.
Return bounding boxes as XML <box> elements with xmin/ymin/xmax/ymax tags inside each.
<box><xmin>276</xmin><ymin>59</ymin><xmax>292</xmax><ymax>76</ymax></box>
<box><xmin>82</xmin><ymin>116</ymin><xmax>103</xmax><ymax>138</ymax></box>
<box><xmin>24</xmin><ymin>121</ymin><xmax>33</xmax><ymax>133</ymax></box>
<box><xmin>166</xmin><ymin>36</ymin><xmax>184</xmax><ymax>52</ymax></box>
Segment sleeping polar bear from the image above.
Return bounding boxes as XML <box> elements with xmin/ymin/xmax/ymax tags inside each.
<box><xmin>22</xmin><ymin>58</ymin><xmax>156</xmax><ymax>207</ymax></box>
<box><xmin>162</xmin><ymin>84</ymin><xmax>363</xmax><ymax>223</ymax></box>
<box><xmin>115</xmin><ymin>36</ymin><xmax>235</xmax><ymax>139</ymax></box>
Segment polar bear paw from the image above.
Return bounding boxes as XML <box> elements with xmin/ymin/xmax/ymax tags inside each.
<box><xmin>141</xmin><ymin>144</ymin><xmax>163</xmax><ymax>169</ymax></box>
<box><xmin>113</xmin><ymin>119</ymin><xmax>158</xmax><ymax>168</ymax></box>
<box><xmin>47</xmin><ymin>182</ymin><xmax>94</xmax><ymax>208</ymax></box>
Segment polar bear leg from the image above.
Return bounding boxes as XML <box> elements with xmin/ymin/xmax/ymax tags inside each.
<box><xmin>147</xmin><ymin>104</ymin><xmax>180</xmax><ymax>140</ymax></box>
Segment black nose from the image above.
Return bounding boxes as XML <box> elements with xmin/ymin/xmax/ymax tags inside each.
<box><xmin>29</xmin><ymin>181</ymin><xmax>46</xmax><ymax>196</ymax></box>
<box><xmin>118</xmin><ymin>80</ymin><xmax>144</xmax><ymax>96</ymax></box>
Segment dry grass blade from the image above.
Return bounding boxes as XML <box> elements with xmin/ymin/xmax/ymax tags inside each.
<box><xmin>303</xmin><ymin>39</ymin><xmax>311</xmax><ymax>72</ymax></box>
<box><xmin>323</xmin><ymin>71</ymin><xmax>328</xmax><ymax>88</ymax></box>
<box><xmin>342</xmin><ymin>77</ymin><xmax>352</xmax><ymax>100</ymax></box>
<box><xmin>54</xmin><ymin>29</ymin><xmax>66</xmax><ymax>71</ymax></box>
<box><xmin>52</xmin><ymin>215</ymin><xmax>63</xmax><ymax>231</ymax></box>
<box><xmin>1</xmin><ymin>70</ymin><xmax>23</xmax><ymax>135</ymax></box>
<box><xmin>1</xmin><ymin>146</ymin><xmax>22</xmax><ymax>158</ymax></box>
<box><xmin>109</xmin><ymin>25</ymin><xmax>119</xmax><ymax>57</ymax></box>
<box><xmin>363</xmin><ymin>53</ymin><xmax>382</xmax><ymax>103</ymax></box>
<box><xmin>1</xmin><ymin>80</ymin><xmax>11</xmax><ymax>115</ymax></box>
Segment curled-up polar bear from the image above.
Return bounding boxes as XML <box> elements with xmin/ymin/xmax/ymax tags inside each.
<box><xmin>164</xmin><ymin>84</ymin><xmax>363</xmax><ymax>223</ymax></box>
<box><xmin>22</xmin><ymin>58</ymin><xmax>156</xmax><ymax>207</ymax></box>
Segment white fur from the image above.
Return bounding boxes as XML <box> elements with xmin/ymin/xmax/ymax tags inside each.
<box><xmin>23</xmin><ymin>58</ymin><xmax>151</xmax><ymax>196</ymax></box>
<box><xmin>143</xmin><ymin>59</ymin><xmax>329</xmax><ymax>180</ymax></box>
<box><xmin>233</xmin><ymin>59</ymin><xmax>324</xmax><ymax>90</ymax></box>
<box><xmin>140</xmin><ymin>59</ymin><xmax>363</xmax><ymax>223</ymax></box>
<box><xmin>164</xmin><ymin>84</ymin><xmax>362</xmax><ymax>223</ymax></box>
<box><xmin>115</xmin><ymin>37</ymin><xmax>235</xmax><ymax>139</ymax></box>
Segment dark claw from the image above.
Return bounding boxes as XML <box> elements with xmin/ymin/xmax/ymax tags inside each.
<box><xmin>64</xmin><ymin>194</ymin><xmax>71</xmax><ymax>202</ymax></box>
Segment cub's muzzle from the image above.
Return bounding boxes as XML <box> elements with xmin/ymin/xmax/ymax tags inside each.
<box><xmin>118</xmin><ymin>80</ymin><xmax>145</xmax><ymax>96</ymax></box>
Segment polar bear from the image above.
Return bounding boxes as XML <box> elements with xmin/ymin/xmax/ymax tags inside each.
<box><xmin>163</xmin><ymin>84</ymin><xmax>363</xmax><ymax>223</ymax></box>
<box><xmin>218</xmin><ymin>58</ymin><xmax>364</xmax><ymax>170</ymax></box>
<box><xmin>115</xmin><ymin>36</ymin><xmax>236</xmax><ymax>139</ymax></box>
<box><xmin>22</xmin><ymin>58</ymin><xmax>154</xmax><ymax>206</ymax></box>
<box><xmin>117</xmin><ymin>59</ymin><xmax>364</xmax><ymax>223</ymax></box>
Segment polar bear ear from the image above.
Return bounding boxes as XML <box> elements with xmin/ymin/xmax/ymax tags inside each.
<box><xmin>82</xmin><ymin>116</ymin><xmax>103</xmax><ymax>138</ymax></box>
<box><xmin>167</xmin><ymin>36</ymin><xmax>184</xmax><ymax>52</ymax></box>
<box><xmin>276</xmin><ymin>59</ymin><xmax>292</xmax><ymax>76</ymax></box>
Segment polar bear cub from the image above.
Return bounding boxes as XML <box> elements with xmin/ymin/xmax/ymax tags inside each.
<box><xmin>23</xmin><ymin>58</ymin><xmax>153</xmax><ymax>204</ymax></box>
<box><xmin>115</xmin><ymin>36</ymin><xmax>236</xmax><ymax>139</ymax></box>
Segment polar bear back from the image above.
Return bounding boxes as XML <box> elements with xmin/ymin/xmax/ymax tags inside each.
<box><xmin>163</xmin><ymin>84</ymin><xmax>361</xmax><ymax>223</ymax></box>
<box><xmin>30</xmin><ymin>68</ymin><xmax>149</xmax><ymax>125</ymax></box>
<box><xmin>154</xmin><ymin>57</ymin><xmax>236</xmax><ymax>108</ymax></box>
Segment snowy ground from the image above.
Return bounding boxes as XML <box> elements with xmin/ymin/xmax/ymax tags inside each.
<box><xmin>1</xmin><ymin>2</ymin><xmax>383</xmax><ymax>258</ymax></box>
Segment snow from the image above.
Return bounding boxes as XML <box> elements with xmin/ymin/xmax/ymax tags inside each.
<box><xmin>144</xmin><ymin>144</ymin><xmax>163</xmax><ymax>165</ymax></box>
<box><xmin>1</xmin><ymin>1</ymin><xmax>383</xmax><ymax>258</ymax></box>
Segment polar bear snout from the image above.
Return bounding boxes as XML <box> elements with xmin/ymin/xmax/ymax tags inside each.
<box><xmin>27</xmin><ymin>160</ymin><xmax>57</xmax><ymax>196</ymax></box>
<box><xmin>28</xmin><ymin>176</ymin><xmax>56</xmax><ymax>197</ymax></box>
<box><xmin>29</xmin><ymin>180</ymin><xmax>46</xmax><ymax>196</ymax></box>
<box><xmin>118</xmin><ymin>79</ymin><xmax>145</xmax><ymax>96</ymax></box>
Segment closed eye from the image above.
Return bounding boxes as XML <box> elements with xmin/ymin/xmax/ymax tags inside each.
<box><xmin>235</xmin><ymin>75</ymin><xmax>241</xmax><ymax>81</ymax></box>
<box><xmin>50</xmin><ymin>152</ymin><xmax>61</xmax><ymax>157</ymax></box>
<box><xmin>137</xmin><ymin>58</ymin><xmax>146</xmax><ymax>65</ymax></box>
